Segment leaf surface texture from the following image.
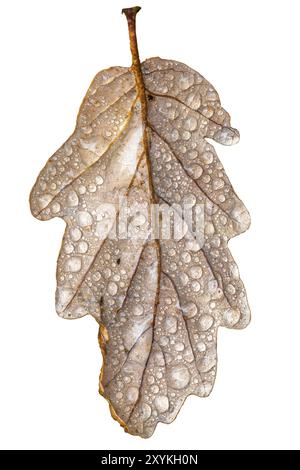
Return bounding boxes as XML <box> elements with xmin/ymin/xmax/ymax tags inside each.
<box><xmin>30</xmin><ymin>12</ymin><xmax>250</xmax><ymax>438</ymax></box>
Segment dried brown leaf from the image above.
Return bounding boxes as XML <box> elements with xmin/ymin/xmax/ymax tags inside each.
<box><xmin>30</xmin><ymin>7</ymin><xmax>250</xmax><ymax>438</ymax></box>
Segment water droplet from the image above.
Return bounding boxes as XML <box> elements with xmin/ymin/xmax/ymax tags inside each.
<box><xmin>169</xmin><ymin>262</ymin><xmax>177</xmax><ymax>271</ymax></box>
<box><xmin>223</xmin><ymin>308</ymin><xmax>240</xmax><ymax>327</ymax></box>
<box><xmin>64</xmin><ymin>256</ymin><xmax>82</xmax><ymax>272</ymax></box>
<box><xmin>182</xmin><ymin>130</ymin><xmax>191</xmax><ymax>140</ymax></box>
<box><xmin>95</xmin><ymin>175</ymin><xmax>104</xmax><ymax>185</ymax></box>
<box><xmin>78</xmin><ymin>185</ymin><xmax>86</xmax><ymax>195</ymax></box>
<box><xmin>70</xmin><ymin>227</ymin><xmax>82</xmax><ymax>241</ymax></box>
<box><xmin>178</xmin><ymin>74</ymin><xmax>194</xmax><ymax>91</ymax></box>
<box><xmin>167</xmin><ymin>364</ymin><xmax>190</xmax><ymax>390</ymax></box>
<box><xmin>64</xmin><ymin>243</ymin><xmax>74</xmax><ymax>254</ymax></box>
<box><xmin>67</xmin><ymin>190</ymin><xmax>79</xmax><ymax>207</ymax></box>
<box><xmin>154</xmin><ymin>395</ymin><xmax>169</xmax><ymax>413</ymax></box>
<box><xmin>179</xmin><ymin>272</ymin><xmax>189</xmax><ymax>286</ymax></box>
<box><xmin>205</xmin><ymin>222</ymin><xmax>215</xmax><ymax>235</ymax></box>
<box><xmin>199</xmin><ymin>314</ymin><xmax>214</xmax><ymax>331</ymax></box>
<box><xmin>175</xmin><ymin>342</ymin><xmax>185</xmax><ymax>352</ymax></box>
<box><xmin>77</xmin><ymin>211</ymin><xmax>93</xmax><ymax>227</ymax></box>
<box><xmin>220</xmin><ymin>215</ymin><xmax>228</xmax><ymax>225</ymax></box>
<box><xmin>187</xmin><ymin>164</ymin><xmax>203</xmax><ymax>179</ymax></box>
<box><xmin>213</xmin><ymin>178</ymin><xmax>224</xmax><ymax>190</ymax></box>
<box><xmin>126</xmin><ymin>386</ymin><xmax>139</xmax><ymax>404</ymax></box>
<box><xmin>103</xmin><ymin>268</ymin><xmax>111</xmax><ymax>279</ymax></box>
<box><xmin>133</xmin><ymin>304</ymin><xmax>144</xmax><ymax>316</ymax></box>
<box><xmin>188</xmin><ymin>150</ymin><xmax>198</xmax><ymax>160</ymax></box>
<box><xmin>201</xmin><ymin>151</ymin><xmax>214</xmax><ymax>164</ymax></box>
<box><xmin>77</xmin><ymin>241</ymin><xmax>88</xmax><ymax>253</ymax></box>
<box><xmin>208</xmin><ymin>280</ymin><xmax>218</xmax><ymax>293</ymax></box>
<box><xmin>92</xmin><ymin>271</ymin><xmax>101</xmax><ymax>281</ymax></box>
<box><xmin>184</xmin><ymin>116</ymin><xmax>198</xmax><ymax>131</ymax></box>
<box><xmin>147</xmin><ymin>375</ymin><xmax>155</xmax><ymax>385</ymax></box>
<box><xmin>197</xmin><ymin>342</ymin><xmax>206</xmax><ymax>353</ymax></box>
<box><xmin>226</xmin><ymin>283</ymin><xmax>236</xmax><ymax>295</ymax></box>
<box><xmin>183</xmin><ymin>194</ymin><xmax>196</xmax><ymax>206</ymax></box>
<box><xmin>191</xmin><ymin>281</ymin><xmax>200</xmax><ymax>292</ymax></box>
<box><xmin>189</xmin><ymin>266</ymin><xmax>202</xmax><ymax>279</ymax></box>
<box><xmin>181</xmin><ymin>252</ymin><xmax>192</xmax><ymax>264</ymax></box>
<box><xmin>108</xmin><ymin>281</ymin><xmax>118</xmax><ymax>295</ymax></box>
<box><xmin>201</xmin><ymin>106</ymin><xmax>214</xmax><ymax>118</ymax></box>
<box><xmin>51</xmin><ymin>202</ymin><xmax>61</xmax><ymax>214</ymax></box>
<box><xmin>182</xmin><ymin>302</ymin><xmax>198</xmax><ymax>319</ymax></box>
<box><xmin>170</xmin><ymin>129</ymin><xmax>179</xmax><ymax>142</ymax></box>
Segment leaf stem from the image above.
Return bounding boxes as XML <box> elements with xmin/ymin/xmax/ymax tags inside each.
<box><xmin>122</xmin><ymin>7</ymin><xmax>144</xmax><ymax>98</ymax></box>
<box><xmin>122</xmin><ymin>7</ymin><xmax>142</xmax><ymax>68</ymax></box>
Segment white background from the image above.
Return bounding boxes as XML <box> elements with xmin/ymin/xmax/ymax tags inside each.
<box><xmin>0</xmin><ymin>0</ymin><xmax>299</xmax><ymax>450</ymax></box>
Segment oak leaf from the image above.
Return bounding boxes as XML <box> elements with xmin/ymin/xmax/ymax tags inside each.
<box><xmin>30</xmin><ymin>6</ymin><xmax>251</xmax><ymax>438</ymax></box>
